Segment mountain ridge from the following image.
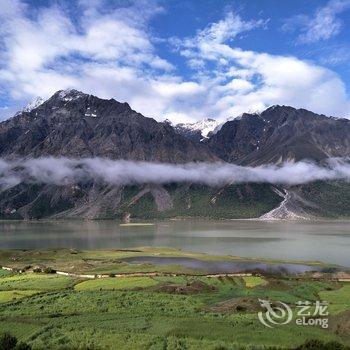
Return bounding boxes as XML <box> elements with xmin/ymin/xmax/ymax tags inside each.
<box><xmin>1</xmin><ymin>90</ymin><xmax>350</xmax><ymax>220</ymax></box>
<box><xmin>7</xmin><ymin>90</ymin><xmax>350</xmax><ymax>165</ymax></box>
<box><xmin>0</xmin><ymin>89</ymin><xmax>216</xmax><ymax>162</ymax></box>
<box><xmin>206</xmin><ymin>105</ymin><xmax>350</xmax><ymax>165</ymax></box>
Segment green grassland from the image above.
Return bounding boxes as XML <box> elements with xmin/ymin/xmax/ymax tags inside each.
<box><xmin>0</xmin><ymin>247</ymin><xmax>329</xmax><ymax>275</ymax></box>
<box><xmin>242</xmin><ymin>276</ymin><xmax>267</xmax><ymax>288</ymax></box>
<box><xmin>0</xmin><ymin>268</ymin><xmax>12</xmax><ymax>277</ymax></box>
<box><xmin>0</xmin><ymin>273</ymin><xmax>78</xmax><ymax>291</ymax></box>
<box><xmin>320</xmin><ymin>284</ymin><xmax>350</xmax><ymax>314</ymax></box>
<box><xmin>0</xmin><ymin>290</ymin><xmax>39</xmax><ymax>303</ymax></box>
<box><xmin>75</xmin><ymin>276</ymin><xmax>159</xmax><ymax>291</ymax></box>
<box><xmin>0</xmin><ymin>248</ymin><xmax>348</xmax><ymax>350</ymax></box>
<box><xmin>0</xmin><ymin>273</ymin><xmax>348</xmax><ymax>349</ymax></box>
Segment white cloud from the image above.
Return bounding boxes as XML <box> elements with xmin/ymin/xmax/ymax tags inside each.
<box><xmin>171</xmin><ymin>12</ymin><xmax>350</xmax><ymax>120</ymax></box>
<box><xmin>0</xmin><ymin>0</ymin><xmax>209</xmax><ymax>123</ymax></box>
<box><xmin>0</xmin><ymin>2</ymin><xmax>350</xmax><ymax>124</ymax></box>
<box><xmin>0</xmin><ymin>1</ymin><xmax>173</xmax><ymax>102</ymax></box>
<box><xmin>283</xmin><ymin>0</ymin><xmax>350</xmax><ymax>44</ymax></box>
<box><xmin>195</xmin><ymin>12</ymin><xmax>267</xmax><ymax>44</ymax></box>
<box><xmin>2</xmin><ymin>157</ymin><xmax>350</xmax><ymax>188</ymax></box>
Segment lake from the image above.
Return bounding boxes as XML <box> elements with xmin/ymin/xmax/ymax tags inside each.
<box><xmin>0</xmin><ymin>219</ymin><xmax>349</xmax><ymax>267</ymax></box>
<box><xmin>121</xmin><ymin>256</ymin><xmax>331</xmax><ymax>274</ymax></box>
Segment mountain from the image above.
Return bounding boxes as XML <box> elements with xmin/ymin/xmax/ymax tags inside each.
<box><xmin>0</xmin><ymin>182</ymin><xmax>283</xmax><ymax>220</ymax></box>
<box><xmin>5</xmin><ymin>96</ymin><xmax>349</xmax><ymax>166</ymax></box>
<box><xmin>172</xmin><ymin>118</ymin><xmax>221</xmax><ymax>142</ymax></box>
<box><xmin>206</xmin><ymin>105</ymin><xmax>350</xmax><ymax>165</ymax></box>
<box><xmin>20</xmin><ymin>96</ymin><xmax>44</xmax><ymax>114</ymax></box>
<box><xmin>1</xmin><ymin>93</ymin><xmax>350</xmax><ymax>220</ymax></box>
<box><xmin>0</xmin><ymin>90</ymin><xmax>216</xmax><ymax>162</ymax></box>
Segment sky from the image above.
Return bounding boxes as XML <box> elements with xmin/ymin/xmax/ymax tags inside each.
<box><xmin>1</xmin><ymin>0</ymin><xmax>350</xmax><ymax>123</ymax></box>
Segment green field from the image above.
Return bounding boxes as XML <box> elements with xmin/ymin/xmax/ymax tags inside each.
<box><xmin>75</xmin><ymin>276</ymin><xmax>159</xmax><ymax>291</ymax></box>
<box><xmin>0</xmin><ymin>273</ymin><xmax>78</xmax><ymax>291</ymax></box>
<box><xmin>242</xmin><ymin>276</ymin><xmax>267</xmax><ymax>288</ymax></box>
<box><xmin>0</xmin><ymin>247</ymin><xmax>328</xmax><ymax>275</ymax></box>
<box><xmin>320</xmin><ymin>283</ymin><xmax>350</xmax><ymax>314</ymax></box>
<box><xmin>0</xmin><ymin>290</ymin><xmax>39</xmax><ymax>303</ymax></box>
<box><xmin>0</xmin><ymin>268</ymin><xmax>12</xmax><ymax>277</ymax></box>
<box><xmin>0</xmin><ymin>250</ymin><xmax>348</xmax><ymax>349</ymax></box>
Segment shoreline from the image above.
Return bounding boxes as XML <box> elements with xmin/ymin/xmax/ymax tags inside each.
<box><xmin>0</xmin><ymin>247</ymin><xmax>346</xmax><ymax>277</ymax></box>
<box><xmin>1</xmin><ymin>216</ymin><xmax>350</xmax><ymax>223</ymax></box>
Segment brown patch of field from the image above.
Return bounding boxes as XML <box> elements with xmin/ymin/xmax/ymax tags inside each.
<box><xmin>265</xmin><ymin>278</ymin><xmax>290</xmax><ymax>290</ymax></box>
<box><xmin>206</xmin><ymin>297</ymin><xmax>263</xmax><ymax>313</ymax></box>
<box><xmin>154</xmin><ymin>280</ymin><xmax>217</xmax><ymax>295</ymax></box>
<box><xmin>329</xmin><ymin>310</ymin><xmax>350</xmax><ymax>335</ymax></box>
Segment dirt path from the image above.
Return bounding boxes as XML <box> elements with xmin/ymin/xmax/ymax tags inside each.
<box><xmin>4</xmin><ymin>265</ymin><xmax>348</xmax><ymax>281</ymax></box>
<box><xmin>1</xmin><ymin>265</ymin><xmax>252</xmax><ymax>279</ymax></box>
<box><xmin>55</xmin><ymin>270</ymin><xmax>253</xmax><ymax>279</ymax></box>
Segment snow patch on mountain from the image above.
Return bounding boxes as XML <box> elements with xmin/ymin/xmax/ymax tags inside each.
<box><xmin>58</xmin><ymin>89</ymin><xmax>85</xmax><ymax>101</ymax></box>
<box><xmin>21</xmin><ymin>97</ymin><xmax>44</xmax><ymax>113</ymax></box>
<box><xmin>175</xmin><ymin>118</ymin><xmax>221</xmax><ymax>138</ymax></box>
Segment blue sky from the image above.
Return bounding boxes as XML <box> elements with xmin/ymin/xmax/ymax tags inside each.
<box><xmin>1</xmin><ymin>0</ymin><xmax>350</xmax><ymax>123</ymax></box>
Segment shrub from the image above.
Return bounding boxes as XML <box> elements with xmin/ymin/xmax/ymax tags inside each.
<box><xmin>15</xmin><ymin>343</ymin><xmax>32</xmax><ymax>350</ymax></box>
<box><xmin>32</xmin><ymin>267</ymin><xmax>43</xmax><ymax>273</ymax></box>
<box><xmin>43</xmin><ymin>267</ymin><xmax>56</xmax><ymax>274</ymax></box>
<box><xmin>295</xmin><ymin>339</ymin><xmax>350</xmax><ymax>350</ymax></box>
<box><xmin>0</xmin><ymin>333</ymin><xmax>32</xmax><ymax>350</ymax></box>
<box><xmin>0</xmin><ymin>333</ymin><xmax>17</xmax><ymax>350</ymax></box>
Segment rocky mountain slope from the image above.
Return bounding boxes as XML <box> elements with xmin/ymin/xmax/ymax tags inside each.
<box><xmin>0</xmin><ymin>182</ymin><xmax>282</xmax><ymax>220</ymax></box>
<box><xmin>1</xmin><ymin>91</ymin><xmax>350</xmax><ymax>220</ymax></box>
<box><xmin>206</xmin><ymin>105</ymin><xmax>350</xmax><ymax>165</ymax></box>
<box><xmin>0</xmin><ymin>90</ymin><xmax>215</xmax><ymax>162</ymax></box>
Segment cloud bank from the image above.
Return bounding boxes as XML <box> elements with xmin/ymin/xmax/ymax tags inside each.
<box><xmin>1</xmin><ymin>158</ymin><xmax>350</xmax><ymax>189</ymax></box>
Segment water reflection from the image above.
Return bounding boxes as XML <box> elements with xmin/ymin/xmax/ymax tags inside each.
<box><xmin>0</xmin><ymin>220</ymin><xmax>349</xmax><ymax>266</ymax></box>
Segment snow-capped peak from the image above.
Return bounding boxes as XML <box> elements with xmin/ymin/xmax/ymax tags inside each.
<box><xmin>57</xmin><ymin>89</ymin><xmax>85</xmax><ymax>101</ymax></box>
<box><xmin>23</xmin><ymin>96</ymin><xmax>44</xmax><ymax>112</ymax></box>
<box><xmin>19</xmin><ymin>97</ymin><xmax>44</xmax><ymax>114</ymax></box>
<box><xmin>176</xmin><ymin>118</ymin><xmax>221</xmax><ymax>138</ymax></box>
<box><xmin>163</xmin><ymin>119</ymin><xmax>174</xmax><ymax>126</ymax></box>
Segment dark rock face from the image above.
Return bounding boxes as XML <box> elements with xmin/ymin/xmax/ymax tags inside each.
<box><xmin>172</xmin><ymin>125</ymin><xmax>203</xmax><ymax>143</ymax></box>
<box><xmin>206</xmin><ymin>105</ymin><xmax>350</xmax><ymax>165</ymax></box>
<box><xmin>0</xmin><ymin>90</ymin><xmax>216</xmax><ymax>162</ymax></box>
<box><xmin>3</xmin><ymin>95</ymin><xmax>350</xmax><ymax>165</ymax></box>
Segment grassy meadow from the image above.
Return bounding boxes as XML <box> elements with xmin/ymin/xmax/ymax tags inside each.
<box><xmin>0</xmin><ymin>248</ymin><xmax>348</xmax><ymax>349</ymax></box>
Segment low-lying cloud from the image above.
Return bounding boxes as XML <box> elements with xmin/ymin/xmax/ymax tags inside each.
<box><xmin>1</xmin><ymin>157</ymin><xmax>350</xmax><ymax>190</ymax></box>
